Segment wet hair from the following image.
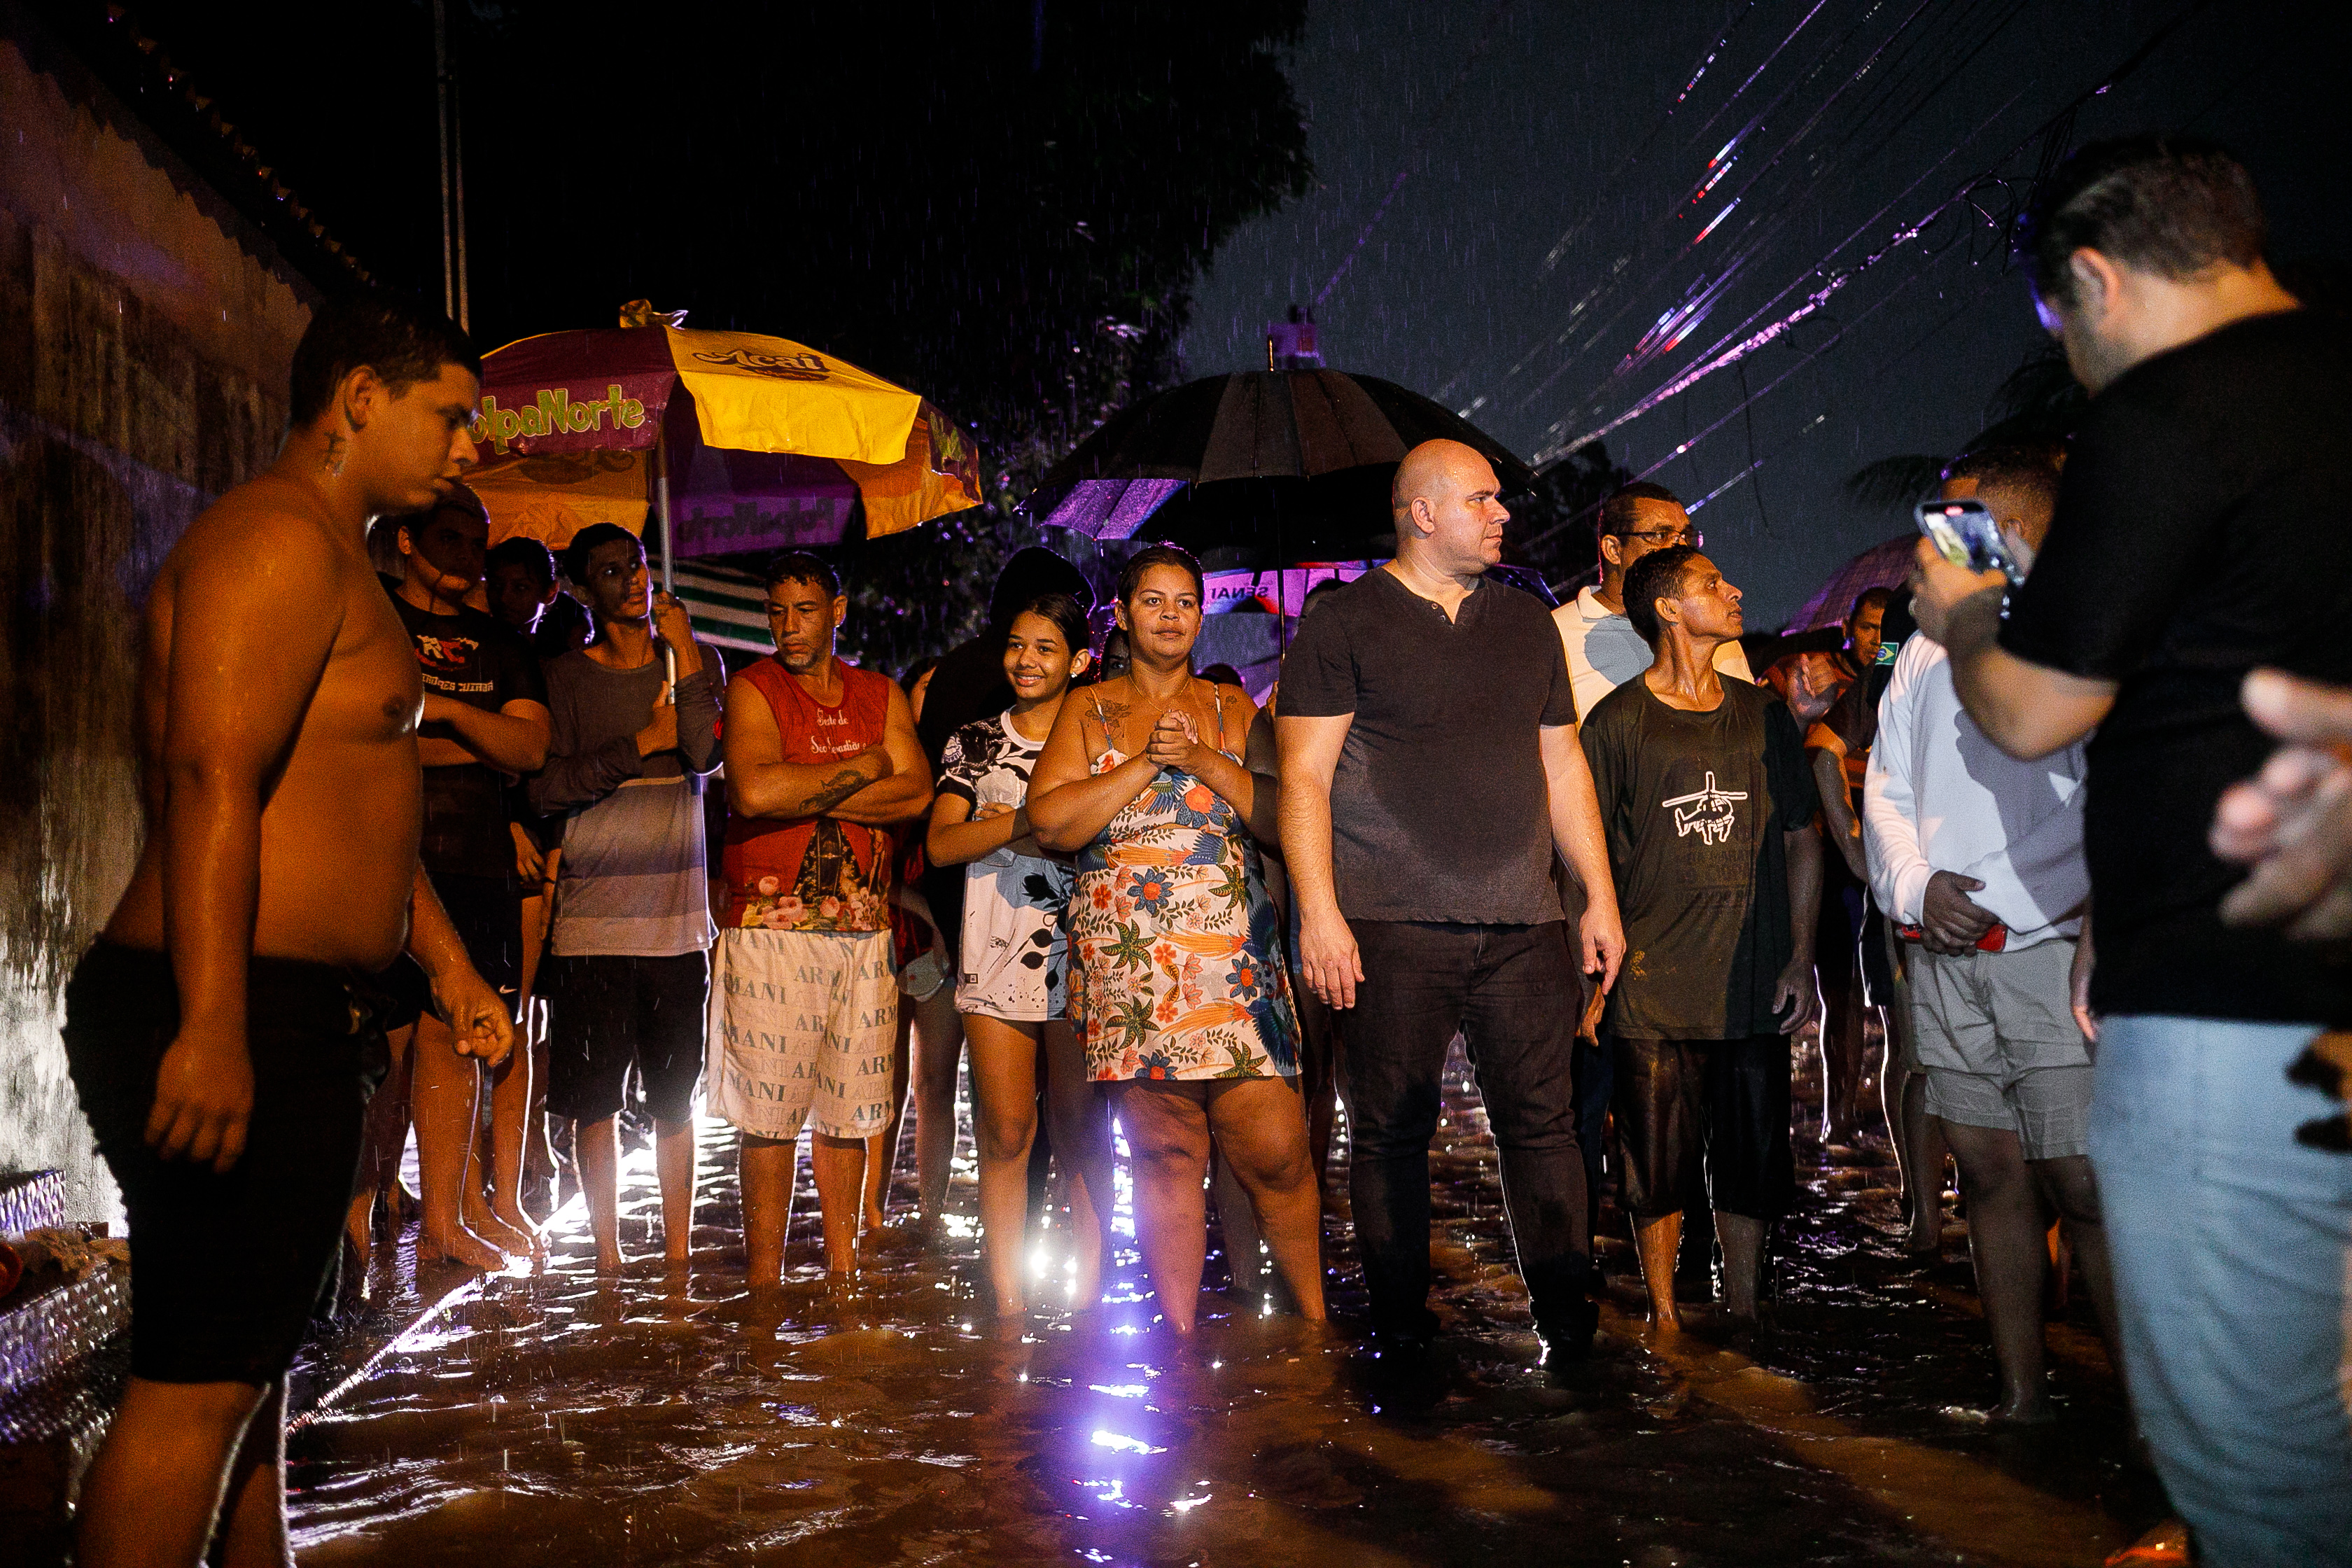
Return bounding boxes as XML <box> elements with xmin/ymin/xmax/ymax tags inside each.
<box><xmin>1943</xmin><ymin>444</ymin><xmax>2063</xmax><ymax>522</ymax></box>
<box><xmin>1196</xmin><ymin>663</ymin><xmax>1245</xmax><ymax>688</ymax></box>
<box><xmin>1116</xmin><ymin>544</ymin><xmax>1205</xmax><ymax>606</ymax></box>
<box><xmin>988</xmin><ymin>545</ymin><xmax>1093</xmax><ymax>625</ymax></box>
<box><xmin>2019</xmin><ymin>136</ymin><xmax>2267</xmax><ymax>309</ymax></box>
<box><xmin>393</xmin><ymin>480</ymin><xmax>489</xmax><ymax>547</ymax></box>
<box><xmin>1623</xmin><ymin>543</ymin><xmax>1703</xmax><ymax>647</ymax></box>
<box><xmin>1846</xmin><ymin>586</ymin><xmax>1894</xmax><ymax>625</ymax></box>
<box><xmin>1599</xmin><ymin>480</ymin><xmax>1684</xmax><ymax>539</ymax></box>
<box><xmin>764</xmin><ymin>550</ymin><xmax>840</xmax><ymax>598</ymax></box>
<box><xmin>559</xmin><ymin>522</ymin><xmax>641</xmax><ymax>589</ymax></box>
<box><xmin>1008</xmin><ymin>592</ymin><xmax>1090</xmax><ymax>654</ymax></box>
<box><xmin>487</xmin><ymin>535</ymin><xmax>557</xmax><ymax>588</ymax></box>
<box><xmin>1301</xmin><ymin>576</ymin><xmax>1346</xmax><ymax>617</ymax></box>
<box><xmin>288</xmin><ymin>289</ymin><xmax>480</xmax><ymax>430</ymax></box>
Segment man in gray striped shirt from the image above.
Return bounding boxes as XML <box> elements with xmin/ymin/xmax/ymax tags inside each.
<box><xmin>528</xmin><ymin>524</ymin><xmax>724</xmax><ymax>1273</ymax></box>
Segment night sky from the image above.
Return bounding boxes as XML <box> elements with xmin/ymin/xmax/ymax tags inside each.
<box><xmin>1186</xmin><ymin>0</ymin><xmax>2349</xmax><ymax>623</ymax></box>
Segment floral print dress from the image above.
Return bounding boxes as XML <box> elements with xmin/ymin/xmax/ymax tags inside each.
<box><xmin>1068</xmin><ymin>694</ymin><xmax>1300</xmax><ymax>1083</ymax></box>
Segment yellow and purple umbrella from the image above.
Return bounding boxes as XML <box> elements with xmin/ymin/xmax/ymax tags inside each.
<box><xmin>465</xmin><ymin>306</ymin><xmax>983</xmax><ymax>587</ymax></box>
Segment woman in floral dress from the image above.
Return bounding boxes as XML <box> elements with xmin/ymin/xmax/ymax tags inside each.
<box><xmin>1028</xmin><ymin>546</ymin><xmax>1325</xmax><ymax>1332</ymax></box>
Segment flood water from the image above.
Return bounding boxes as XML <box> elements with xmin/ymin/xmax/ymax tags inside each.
<box><xmin>285</xmin><ymin>1039</ymin><xmax>2166</xmax><ymax>1566</ymax></box>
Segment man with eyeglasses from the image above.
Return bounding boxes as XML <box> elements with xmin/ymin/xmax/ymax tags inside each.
<box><xmin>1554</xmin><ymin>483</ymin><xmax>1755</xmax><ymax>721</ymax></box>
<box><xmin>528</xmin><ymin>522</ymin><xmax>725</xmax><ymax>1273</ymax></box>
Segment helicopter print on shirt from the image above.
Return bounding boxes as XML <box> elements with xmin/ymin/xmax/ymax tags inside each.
<box><xmin>1662</xmin><ymin>771</ymin><xmax>1746</xmax><ymax>846</ymax></box>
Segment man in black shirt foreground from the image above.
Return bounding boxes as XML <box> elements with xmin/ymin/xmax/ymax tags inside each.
<box><xmin>1279</xmin><ymin>438</ymin><xmax>1625</xmax><ymax>1365</ymax></box>
<box><xmin>388</xmin><ymin>487</ymin><xmax>551</xmax><ymax>1267</ymax></box>
<box><xmin>1911</xmin><ymin>137</ymin><xmax>2351</xmax><ymax>1567</ymax></box>
<box><xmin>1581</xmin><ymin>546</ymin><xmax>1820</xmax><ymax>1331</ymax></box>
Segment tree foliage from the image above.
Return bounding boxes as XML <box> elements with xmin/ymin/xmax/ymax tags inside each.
<box><xmin>110</xmin><ymin>0</ymin><xmax>1314</xmax><ymax>671</ymax></box>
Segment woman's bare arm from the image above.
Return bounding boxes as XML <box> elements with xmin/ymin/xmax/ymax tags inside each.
<box><xmin>1027</xmin><ymin>684</ymin><xmax>1156</xmax><ymax>853</ymax></box>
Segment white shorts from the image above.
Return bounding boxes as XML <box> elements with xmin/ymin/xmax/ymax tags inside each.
<box><xmin>705</xmin><ymin>927</ymin><xmax>897</xmax><ymax>1141</ymax></box>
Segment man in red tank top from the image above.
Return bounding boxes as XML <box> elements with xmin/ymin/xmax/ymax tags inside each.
<box><xmin>710</xmin><ymin>552</ymin><xmax>932</xmax><ymax>1282</ymax></box>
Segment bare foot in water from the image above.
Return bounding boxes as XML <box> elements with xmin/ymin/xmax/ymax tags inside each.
<box><xmin>477</xmin><ymin>1205</ymin><xmax>546</xmax><ymax>1261</ymax></box>
<box><xmin>1987</xmin><ymin>1392</ymin><xmax>2058</xmax><ymax>1427</ymax></box>
<box><xmin>419</xmin><ymin>1224</ymin><xmax>510</xmax><ymax>1271</ymax></box>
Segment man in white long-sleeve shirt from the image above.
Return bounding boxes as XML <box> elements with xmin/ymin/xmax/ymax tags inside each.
<box><xmin>1863</xmin><ymin>453</ymin><xmax>2120</xmax><ymax>1425</ymax></box>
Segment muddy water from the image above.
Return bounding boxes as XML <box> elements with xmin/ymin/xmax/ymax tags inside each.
<box><xmin>286</xmin><ymin>1041</ymin><xmax>2165</xmax><ymax>1566</ymax></box>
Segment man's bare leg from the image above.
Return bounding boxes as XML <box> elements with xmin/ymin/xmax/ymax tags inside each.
<box><xmin>909</xmin><ymin>987</ymin><xmax>964</xmax><ymax>1224</ymax></box>
<box><xmin>741</xmin><ymin>1134</ymin><xmax>797</xmax><ymax>1287</ymax></box>
<box><xmin>656</xmin><ymin>1115</ymin><xmax>698</xmax><ymax>1267</ymax></box>
<box><xmin>1042</xmin><ymin>1020</ymin><xmax>1114</xmax><ymax>1309</ymax></box>
<box><xmin>484</xmin><ymin>1042</ymin><xmax>543</xmax><ymax>1257</ymax></box>
<box><xmin>862</xmin><ymin>1014</ymin><xmax>911</xmax><ymax>1233</ymax></box>
<box><xmin>75</xmin><ymin>1376</ymin><xmax>265</xmax><ymax>1567</ymax></box>
<box><xmin>412</xmin><ymin>1013</ymin><xmax>507</xmax><ymax>1268</ymax></box>
<box><xmin>1634</xmin><ymin>1212</ymin><xmax>1685</xmax><ymax>1331</ymax></box>
<box><xmin>1716</xmin><ymin>1212</ymin><xmax>1767</xmax><ymax>1321</ymax></box>
<box><xmin>212</xmin><ymin>1380</ymin><xmax>288</xmax><ymax>1567</ymax></box>
<box><xmin>1941</xmin><ymin>1119</ymin><xmax>2056</xmax><ymax>1423</ymax></box>
<box><xmin>811</xmin><ymin>1132</ymin><xmax>867</xmax><ymax>1276</ymax></box>
<box><xmin>1210</xmin><ymin>1148</ymin><xmax>1268</xmax><ymax>1299</ymax></box>
<box><xmin>344</xmin><ymin>1026</ymin><xmax>414</xmax><ymax>1276</ymax></box>
<box><xmin>578</xmin><ymin>1113</ymin><xmax>626</xmax><ymax>1273</ymax></box>
<box><xmin>2034</xmin><ymin>1154</ymin><xmax>2124</xmax><ymax>1361</ymax></box>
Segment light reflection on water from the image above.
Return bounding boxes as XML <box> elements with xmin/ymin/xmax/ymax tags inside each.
<box><xmin>285</xmin><ymin>1037</ymin><xmax>2164</xmax><ymax>1564</ymax></box>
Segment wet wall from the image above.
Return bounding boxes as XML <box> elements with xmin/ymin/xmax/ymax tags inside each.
<box><xmin>1</xmin><ymin>8</ymin><xmax>315</xmax><ymax>1216</ymax></box>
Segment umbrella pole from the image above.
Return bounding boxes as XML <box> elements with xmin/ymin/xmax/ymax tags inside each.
<box><xmin>654</xmin><ymin>431</ymin><xmax>677</xmax><ymax>594</ymax></box>
<box><xmin>655</xmin><ymin>431</ymin><xmax>678</xmax><ymax>688</ymax></box>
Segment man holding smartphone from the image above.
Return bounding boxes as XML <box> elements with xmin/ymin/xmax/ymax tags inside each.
<box><xmin>1910</xmin><ymin>138</ymin><xmax>2351</xmax><ymax>1564</ymax></box>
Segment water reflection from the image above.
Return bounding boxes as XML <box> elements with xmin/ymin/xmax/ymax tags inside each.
<box><xmin>286</xmin><ymin>1040</ymin><xmax>2164</xmax><ymax>1564</ymax></box>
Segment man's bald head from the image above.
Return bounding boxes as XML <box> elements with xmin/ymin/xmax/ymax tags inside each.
<box><xmin>1390</xmin><ymin>440</ymin><xmax>1511</xmax><ymax>579</ymax></box>
<box><xmin>1391</xmin><ymin>439</ymin><xmax>1490</xmax><ymax>524</ymax></box>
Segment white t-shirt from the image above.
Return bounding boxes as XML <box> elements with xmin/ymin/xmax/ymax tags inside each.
<box><xmin>1552</xmin><ymin>584</ymin><xmax>1754</xmax><ymax>720</ymax></box>
<box><xmin>935</xmin><ymin>710</ymin><xmax>1073</xmax><ymax>1021</ymax></box>
<box><xmin>1861</xmin><ymin>634</ymin><xmax>2089</xmax><ymax>949</ymax></box>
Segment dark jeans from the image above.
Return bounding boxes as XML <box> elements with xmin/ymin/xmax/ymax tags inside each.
<box><xmin>1335</xmin><ymin>920</ymin><xmax>1590</xmax><ymax>1336</ymax></box>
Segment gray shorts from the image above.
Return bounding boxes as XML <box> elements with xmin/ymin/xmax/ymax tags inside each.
<box><xmin>1910</xmin><ymin>937</ymin><xmax>2092</xmax><ymax>1161</ymax></box>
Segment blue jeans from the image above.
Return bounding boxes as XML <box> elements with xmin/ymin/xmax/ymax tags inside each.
<box><xmin>1334</xmin><ymin>920</ymin><xmax>1590</xmax><ymax>1338</ymax></box>
<box><xmin>2090</xmin><ymin>1014</ymin><xmax>2352</xmax><ymax>1568</ymax></box>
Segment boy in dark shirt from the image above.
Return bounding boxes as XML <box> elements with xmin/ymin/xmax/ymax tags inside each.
<box><xmin>1581</xmin><ymin>545</ymin><xmax>1820</xmax><ymax>1331</ymax></box>
<box><xmin>389</xmin><ymin>486</ymin><xmax>550</xmax><ymax>1266</ymax></box>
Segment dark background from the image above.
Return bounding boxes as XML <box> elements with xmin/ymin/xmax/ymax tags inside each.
<box><xmin>74</xmin><ymin>0</ymin><xmax>2352</xmax><ymax>634</ymax></box>
<box><xmin>1188</xmin><ymin>0</ymin><xmax>2351</xmax><ymax>620</ymax></box>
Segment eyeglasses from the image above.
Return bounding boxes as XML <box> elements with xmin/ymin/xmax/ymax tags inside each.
<box><xmin>1614</xmin><ymin>528</ymin><xmax>1702</xmax><ymax>548</ymax></box>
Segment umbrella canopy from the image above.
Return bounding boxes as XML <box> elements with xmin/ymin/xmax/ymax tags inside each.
<box><xmin>1788</xmin><ymin>534</ymin><xmax>1916</xmax><ymax>632</ymax></box>
<box><xmin>1028</xmin><ymin>370</ymin><xmax>1537</xmax><ymax>561</ymax></box>
<box><xmin>465</xmin><ymin>321</ymin><xmax>981</xmax><ymax>567</ymax></box>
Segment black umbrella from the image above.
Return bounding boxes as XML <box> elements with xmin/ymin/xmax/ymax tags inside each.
<box><xmin>1028</xmin><ymin>370</ymin><xmax>1538</xmax><ymax>562</ymax></box>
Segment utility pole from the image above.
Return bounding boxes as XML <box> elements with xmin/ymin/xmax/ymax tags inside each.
<box><xmin>433</xmin><ymin>0</ymin><xmax>469</xmax><ymax>331</ymax></box>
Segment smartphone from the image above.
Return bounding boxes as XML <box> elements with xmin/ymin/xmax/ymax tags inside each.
<box><xmin>1914</xmin><ymin>498</ymin><xmax>2024</xmax><ymax>585</ymax></box>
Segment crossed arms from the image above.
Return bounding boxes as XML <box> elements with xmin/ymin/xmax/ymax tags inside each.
<box><xmin>725</xmin><ymin>676</ymin><xmax>932</xmax><ymax>827</ymax></box>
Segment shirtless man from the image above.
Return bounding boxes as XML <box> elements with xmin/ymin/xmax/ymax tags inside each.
<box><xmin>61</xmin><ymin>291</ymin><xmax>513</xmax><ymax>1568</ymax></box>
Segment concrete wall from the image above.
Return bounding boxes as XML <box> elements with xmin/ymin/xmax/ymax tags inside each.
<box><xmin>1</xmin><ymin>13</ymin><xmax>317</xmax><ymax>1217</ymax></box>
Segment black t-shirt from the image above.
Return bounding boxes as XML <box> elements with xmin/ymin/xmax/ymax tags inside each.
<box><xmin>2001</xmin><ymin>309</ymin><xmax>2352</xmax><ymax>1026</ymax></box>
<box><xmin>1279</xmin><ymin>568</ymin><xmax>1579</xmax><ymax>925</ymax></box>
<box><xmin>392</xmin><ymin>596</ymin><xmax>547</xmax><ymax>879</ymax></box>
<box><xmin>1581</xmin><ymin>677</ymin><xmax>1816</xmax><ymax>1040</ymax></box>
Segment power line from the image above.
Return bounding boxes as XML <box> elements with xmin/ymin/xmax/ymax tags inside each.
<box><xmin>1531</xmin><ymin>0</ymin><xmax>2216</xmax><ymax>468</ymax></box>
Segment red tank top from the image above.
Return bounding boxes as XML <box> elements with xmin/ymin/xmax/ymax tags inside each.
<box><xmin>722</xmin><ymin>659</ymin><xmax>897</xmax><ymax>932</ymax></box>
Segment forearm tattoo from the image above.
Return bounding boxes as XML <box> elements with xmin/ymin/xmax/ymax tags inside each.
<box><xmin>806</xmin><ymin>767</ymin><xmax>868</xmax><ymax>815</ymax></box>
